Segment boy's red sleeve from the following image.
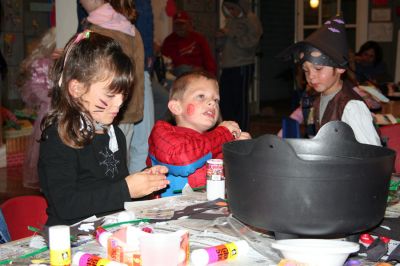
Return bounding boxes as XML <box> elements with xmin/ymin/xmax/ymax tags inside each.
<box><xmin>149</xmin><ymin>121</ymin><xmax>211</xmax><ymax>166</ymax></box>
<box><xmin>203</xmin><ymin>126</ymin><xmax>235</xmax><ymax>158</ymax></box>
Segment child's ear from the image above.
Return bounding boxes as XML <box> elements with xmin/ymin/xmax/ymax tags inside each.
<box><xmin>68</xmin><ymin>79</ymin><xmax>85</xmax><ymax>98</ymax></box>
<box><xmin>337</xmin><ymin>68</ymin><xmax>346</xmax><ymax>74</ymax></box>
<box><xmin>168</xmin><ymin>99</ymin><xmax>183</xmax><ymax>115</ymax></box>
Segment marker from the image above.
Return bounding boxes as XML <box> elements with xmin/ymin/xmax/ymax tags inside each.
<box><xmin>190</xmin><ymin>240</ymin><xmax>249</xmax><ymax>266</ymax></box>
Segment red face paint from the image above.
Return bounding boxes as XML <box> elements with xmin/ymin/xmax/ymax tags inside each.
<box><xmin>186</xmin><ymin>104</ymin><xmax>195</xmax><ymax>115</ymax></box>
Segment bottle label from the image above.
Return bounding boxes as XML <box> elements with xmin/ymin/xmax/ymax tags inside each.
<box><xmin>50</xmin><ymin>248</ymin><xmax>71</xmax><ymax>266</ymax></box>
<box><xmin>206</xmin><ymin>159</ymin><xmax>224</xmax><ymax>180</ymax></box>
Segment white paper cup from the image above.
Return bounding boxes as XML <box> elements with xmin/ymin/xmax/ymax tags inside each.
<box><xmin>139</xmin><ymin>231</ymin><xmax>182</xmax><ymax>266</ymax></box>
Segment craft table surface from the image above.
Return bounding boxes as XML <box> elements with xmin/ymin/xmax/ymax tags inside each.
<box><xmin>1</xmin><ymin>193</ymin><xmax>400</xmax><ymax>265</ymax></box>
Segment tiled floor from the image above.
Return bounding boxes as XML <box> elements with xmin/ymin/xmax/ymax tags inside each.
<box><xmin>0</xmin><ymin>99</ymin><xmax>292</xmax><ymax>205</ymax></box>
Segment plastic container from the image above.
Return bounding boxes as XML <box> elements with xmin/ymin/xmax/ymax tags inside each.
<box><xmin>271</xmin><ymin>239</ymin><xmax>360</xmax><ymax>266</ymax></box>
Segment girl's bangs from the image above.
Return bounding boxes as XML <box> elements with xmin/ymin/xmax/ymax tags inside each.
<box><xmin>108</xmin><ymin>72</ymin><xmax>133</xmax><ymax>99</ymax></box>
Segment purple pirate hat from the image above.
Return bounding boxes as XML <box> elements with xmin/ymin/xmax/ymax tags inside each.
<box><xmin>279</xmin><ymin>15</ymin><xmax>349</xmax><ymax>68</ymax></box>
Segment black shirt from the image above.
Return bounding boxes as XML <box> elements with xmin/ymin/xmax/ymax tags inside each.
<box><xmin>39</xmin><ymin>124</ymin><xmax>131</xmax><ymax>225</ymax></box>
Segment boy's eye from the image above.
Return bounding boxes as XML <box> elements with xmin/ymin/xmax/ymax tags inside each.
<box><xmin>196</xmin><ymin>94</ymin><xmax>205</xmax><ymax>100</ymax></box>
<box><xmin>214</xmin><ymin>98</ymin><xmax>220</xmax><ymax>104</ymax></box>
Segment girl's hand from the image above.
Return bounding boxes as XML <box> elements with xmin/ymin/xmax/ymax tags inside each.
<box><xmin>125</xmin><ymin>166</ymin><xmax>169</xmax><ymax>198</ymax></box>
<box><xmin>236</xmin><ymin>131</ymin><xmax>251</xmax><ymax>140</ymax></box>
<box><xmin>219</xmin><ymin>121</ymin><xmax>241</xmax><ymax>138</ymax></box>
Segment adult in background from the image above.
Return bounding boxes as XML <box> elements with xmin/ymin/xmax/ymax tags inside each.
<box><xmin>161</xmin><ymin>10</ymin><xmax>217</xmax><ymax>77</ymax></box>
<box><xmin>128</xmin><ymin>0</ymin><xmax>155</xmax><ymax>173</ymax></box>
<box><xmin>217</xmin><ymin>0</ymin><xmax>262</xmax><ymax>131</ymax></box>
<box><xmin>354</xmin><ymin>40</ymin><xmax>392</xmax><ymax>86</ymax></box>
<box><xmin>79</xmin><ymin>0</ymin><xmax>145</xmax><ymax>157</ymax></box>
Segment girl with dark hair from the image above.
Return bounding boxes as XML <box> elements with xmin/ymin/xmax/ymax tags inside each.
<box><xmin>39</xmin><ymin>31</ymin><xmax>168</xmax><ymax>226</ymax></box>
<box><xmin>355</xmin><ymin>40</ymin><xmax>391</xmax><ymax>84</ymax></box>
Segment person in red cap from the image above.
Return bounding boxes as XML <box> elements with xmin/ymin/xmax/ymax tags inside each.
<box><xmin>280</xmin><ymin>15</ymin><xmax>381</xmax><ymax>146</ymax></box>
<box><xmin>161</xmin><ymin>10</ymin><xmax>217</xmax><ymax>77</ymax></box>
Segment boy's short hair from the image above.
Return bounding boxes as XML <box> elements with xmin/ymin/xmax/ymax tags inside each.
<box><xmin>279</xmin><ymin>15</ymin><xmax>349</xmax><ymax>68</ymax></box>
<box><xmin>170</xmin><ymin>71</ymin><xmax>218</xmax><ymax>100</ymax></box>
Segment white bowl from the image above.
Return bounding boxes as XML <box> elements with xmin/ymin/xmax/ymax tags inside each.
<box><xmin>271</xmin><ymin>239</ymin><xmax>360</xmax><ymax>266</ymax></box>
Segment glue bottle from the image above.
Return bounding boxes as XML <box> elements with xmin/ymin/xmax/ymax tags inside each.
<box><xmin>72</xmin><ymin>252</ymin><xmax>128</xmax><ymax>266</ymax></box>
<box><xmin>49</xmin><ymin>225</ymin><xmax>71</xmax><ymax>266</ymax></box>
<box><xmin>96</xmin><ymin>226</ymin><xmax>113</xmax><ymax>248</ymax></box>
<box><xmin>206</xmin><ymin>159</ymin><xmax>225</xmax><ymax>200</ymax></box>
<box><xmin>190</xmin><ymin>240</ymin><xmax>249</xmax><ymax>266</ymax></box>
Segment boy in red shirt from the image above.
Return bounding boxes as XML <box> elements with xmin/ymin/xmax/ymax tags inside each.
<box><xmin>147</xmin><ymin>71</ymin><xmax>251</xmax><ymax>197</ymax></box>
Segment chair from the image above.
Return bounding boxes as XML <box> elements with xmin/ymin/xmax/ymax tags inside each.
<box><xmin>282</xmin><ymin>117</ymin><xmax>301</xmax><ymax>138</ymax></box>
<box><xmin>0</xmin><ymin>195</ymin><xmax>48</xmax><ymax>240</ymax></box>
<box><xmin>379</xmin><ymin>124</ymin><xmax>400</xmax><ymax>173</ymax></box>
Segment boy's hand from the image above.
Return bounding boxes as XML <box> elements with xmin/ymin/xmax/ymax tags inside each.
<box><xmin>236</xmin><ymin>131</ymin><xmax>251</xmax><ymax>140</ymax></box>
<box><xmin>219</xmin><ymin>121</ymin><xmax>241</xmax><ymax>139</ymax></box>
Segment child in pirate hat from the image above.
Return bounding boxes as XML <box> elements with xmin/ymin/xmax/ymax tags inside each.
<box><xmin>280</xmin><ymin>15</ymin><xmax>381</xmax><ymax>146</ymax></box>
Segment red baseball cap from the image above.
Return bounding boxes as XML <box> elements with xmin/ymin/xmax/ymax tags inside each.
<box><xmin>173</xmin><ymin>11</ymin><xmax>191</xmax><ymax>23</ymax></box>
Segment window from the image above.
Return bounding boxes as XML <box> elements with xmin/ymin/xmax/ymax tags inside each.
<box><xmin>297</xmin><ymin>0</ymin><xmax>366</xmax><ymax>53</ymax></box>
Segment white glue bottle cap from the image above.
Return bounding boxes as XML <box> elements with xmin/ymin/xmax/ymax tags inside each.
<box><xmin>72</xmin><ymin>251</ymin><xmax>85</xmax><ymax>266</ymax></box>
<box><xmin>98</xmin><ymin>231</ymin><xmax>113</xmax><ymax>248</ymax></box>
<box><xmin>191</xmin><ymin>240</ymin><xmax>249</xmax><ymax>266</ymax></box>
<box><xmin>49</xmin><ymin>225</ymin><xmax>70</xmax><ymax>250</ymax></box>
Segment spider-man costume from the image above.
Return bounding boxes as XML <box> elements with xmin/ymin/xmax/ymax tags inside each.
<box><xmin>147</xmin><ymin>120</ymin><xmax>234</xmax><ymax>197</ymax></box>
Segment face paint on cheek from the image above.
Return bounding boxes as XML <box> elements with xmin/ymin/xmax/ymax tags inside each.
<box><xmin>186</xmin><ymin>104</ymin><xmax>195</xmax><ymax>116</ymax></box>
<box><xmin>99</xmin><ymin>98</ymin><xmax>108</xmax><ymax>107</ymax></box>
<box><xmin>93</xmin><ymin>98</ymin><xmax>108</xmax><ymax>112</ymax></box>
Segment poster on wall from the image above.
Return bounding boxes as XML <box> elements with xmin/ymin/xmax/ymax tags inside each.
<box><xmin>371</xmin><ymin>8</ymin><xmax>391</xmax><ymax>21</ymax></box>
<box><xmin>1</xmin><ymin>0</ymin><xmax>23</xmax><ymax>32</ymax></box>
<box><xmin>368</xmin><ymin>22</ymin><xmax>393</xmax><ymax>42</ymax></box>
<box><xmin>2</xmin><ymin>32</ymin><xmax>23</xmax><ymax>65</ymax></box>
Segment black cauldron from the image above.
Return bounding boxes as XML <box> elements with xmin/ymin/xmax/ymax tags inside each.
<box><xmin>223</xmin><ymin>121</ymin><xmax>395</xmax><ymax>238</ymax></box>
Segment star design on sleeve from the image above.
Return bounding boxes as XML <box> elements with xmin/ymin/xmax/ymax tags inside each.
<box><xmin>99</xmin><ymin>148</ymin><xmax>120</xmax><ymax>178</ymax></box>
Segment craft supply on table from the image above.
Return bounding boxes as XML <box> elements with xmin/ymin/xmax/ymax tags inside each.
<box><xmin>271</xmin><ymin>239</ymin><xmax>360</xmax><ymax>266</ymax></box>
<box><xmin>206</xmin><ymin>159</ymin><xmax>225</xmax><ymax>201</ymax></box>
<box><xmin>139</xmin><ymin>229</ymin><xmax>189</xmax><ymax>266</ymax></box>
<box><xmin>49</xmin><ymin>225</ymin><xmax>71</xmax><ymax>266</ymax></box>
<box><xmin>96</xmin><ymin>227</ymin><xmax>113</xmax><ymax>248</ymax></box>
<box><xmin>190</xmin><ymin>240</ymin><xmax>249</xmax><ymax>266</ymax></box>
<box><xmin>72</xmin><ymin>251</ymin><xmax>127</xmax><ymax>266</ymax></box>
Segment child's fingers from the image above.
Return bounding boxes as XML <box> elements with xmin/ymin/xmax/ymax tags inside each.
<box><xmin>148</xmin><ymin>165</ymin><xmax>169</xmax><ymax>174</ymax></box>
<box><xmin>237</xmin><ymin>132</ymin><xmax>251</xmax><ymax>140</ymax></box>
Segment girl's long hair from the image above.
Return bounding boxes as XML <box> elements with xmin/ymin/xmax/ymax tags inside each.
<box><xmin>41</xmin><ymin>32</ymin><xmax>135</xmax><ymax>148</ymax></box>
<box><xmin>17</xmin><ymin>27</ymin><xmax>56</xmax><ymax>88</ymax></box>
<box><xmin>106</xmin><ymin>0</ymin><xmax>137</xmax><ymax>23</ymax></box>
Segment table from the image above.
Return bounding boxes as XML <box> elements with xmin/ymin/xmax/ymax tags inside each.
<box><xmin>381</xmin><ymin>100</ymin><xmax>400</xmax><ymax>118</ymax></box>
<box><xmin>0</xmin><ymin>193</ymin><xmax>278</xmax><ymax>265</ymax></box>
<box><xmin>0</xmin><ymin>192</ymin><xmax>399</xmax><ymax>266</ymax></box>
